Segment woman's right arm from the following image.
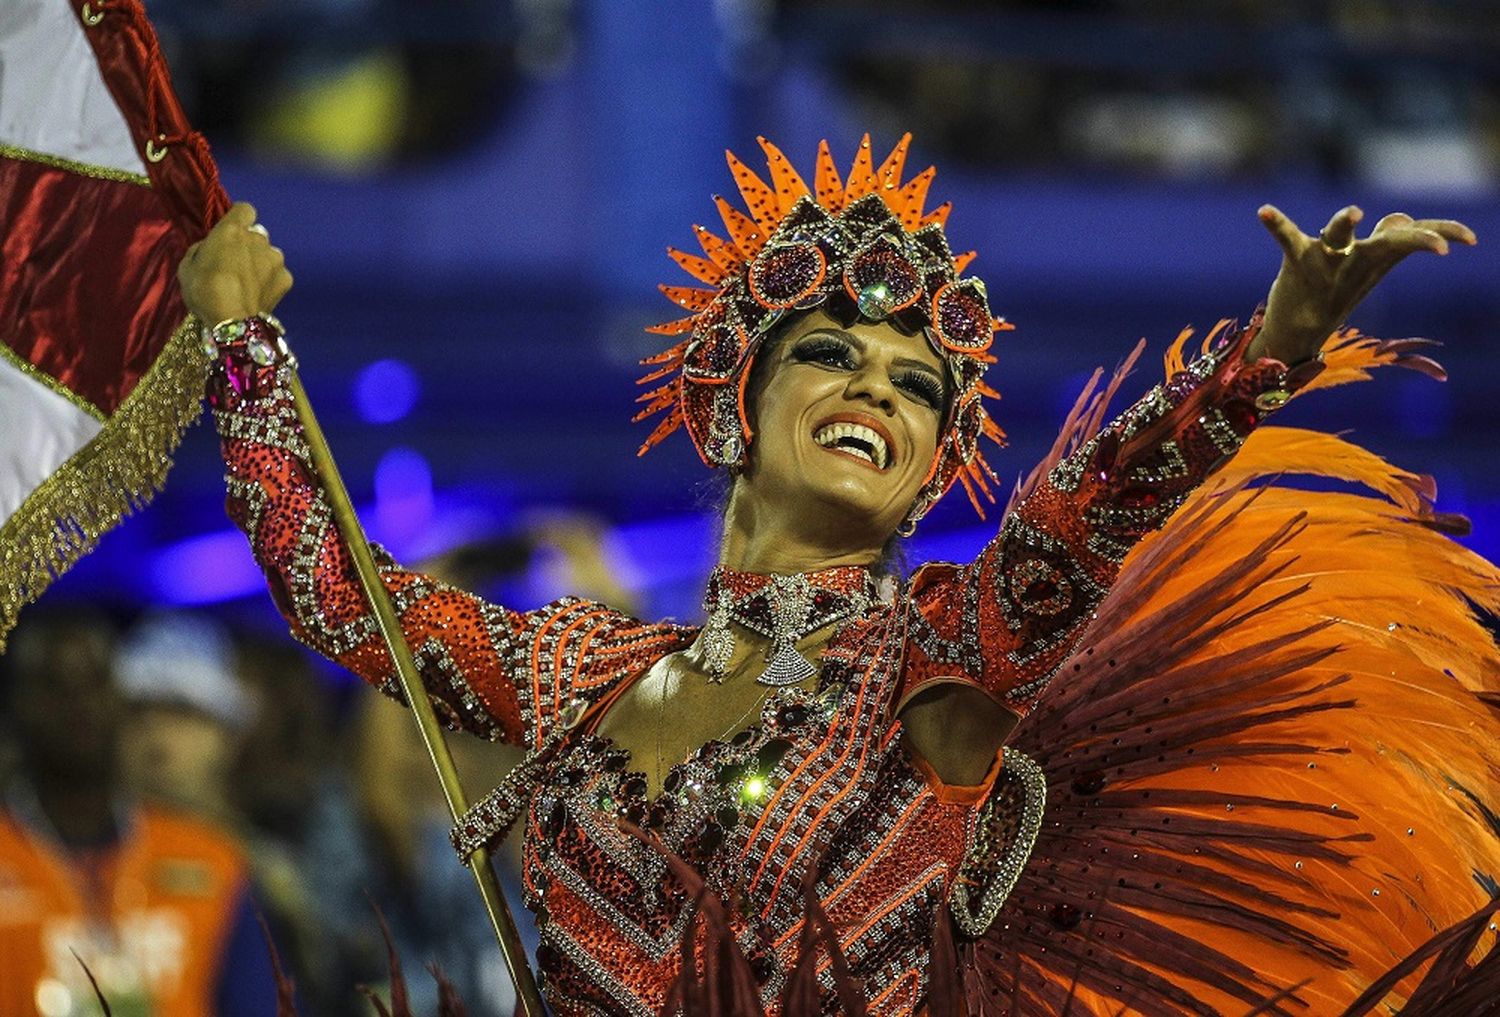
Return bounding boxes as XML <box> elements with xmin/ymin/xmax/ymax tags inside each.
<box><xmin>185</xmin><ymin>204</ymin><xmax>681</xmax><ymax>749</ymax></box>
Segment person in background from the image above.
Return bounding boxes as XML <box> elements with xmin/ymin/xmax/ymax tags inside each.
<box><xmin>230</xmin><ymin>634</ymin><xmax>344</xmax><ymax>1012</ymax></box>
<box><xmin>0</xmin><ymin>605</ymin><xmax>280</xmax><ymax>1017</ymax></box>
<box><xmin>116</xmin><ymin>613</ymin><xmax>254</xmax><ymax>826</ymax></box>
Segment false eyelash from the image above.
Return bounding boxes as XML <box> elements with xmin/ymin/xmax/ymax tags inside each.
<box><xmin>791</xmin><ymin>335</ymin><xmax>854</xmax><ymax>366</ymax></box>
<box><xmin>896</xmin><ymin>370</ymin><xmax>945</xmax><ymax>410</ymax></box>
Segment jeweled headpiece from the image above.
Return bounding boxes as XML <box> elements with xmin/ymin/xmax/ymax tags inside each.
<box><xmin>636</xmin><ymin>134</ymin><xmax>1010</xmax><ymax>522</ymax></box>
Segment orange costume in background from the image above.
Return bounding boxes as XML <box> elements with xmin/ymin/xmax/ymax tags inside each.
<box><xmin>207</xmin><ymin>137</ymin><xmax>1500</xmax><ymax>1015</ymax></box>
<box><xmin>0</xmin><ymin>803</ymin><xmax>253</xmax><ymax>1017</ymax></box>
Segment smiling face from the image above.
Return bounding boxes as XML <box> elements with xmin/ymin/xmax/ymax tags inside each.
<box><xmin>730</xmin><ymin>308</ymin><xmax>949</xmax><ymax>559</ymax></box>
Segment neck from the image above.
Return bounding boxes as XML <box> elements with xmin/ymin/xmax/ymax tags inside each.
<box><xmin>720</xmin><ymin>483</ymin><xmax>881</xmax><ymax>575</ymax></box>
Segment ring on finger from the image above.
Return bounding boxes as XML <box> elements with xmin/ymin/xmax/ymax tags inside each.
<box><xmin>1319</xmin><ymin>232</ymin><xmax>1356</xmax><ymax>256</ymax></box>
<box><xmin>248</xmin><ymin>223</ymin><xmax>270</xmax><ymax>239</ymax></box>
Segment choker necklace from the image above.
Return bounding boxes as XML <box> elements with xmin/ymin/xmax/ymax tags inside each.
<box><xmin>700</xmin><ymin>565</ymin><xmax>879</xmax><ymax>686</ymax></box>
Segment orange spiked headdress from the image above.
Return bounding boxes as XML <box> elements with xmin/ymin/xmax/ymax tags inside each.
<box><xmin>636</xmin><ymin>134</ymin><xmax>1011</xmax><ymax>524</ymax></box>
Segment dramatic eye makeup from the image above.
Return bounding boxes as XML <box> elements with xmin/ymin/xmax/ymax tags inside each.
<box><xmin>790</xmin><ymin>333</ymin><xmax>855</xmax><ymax>369</ymax></box>
<box><xmin>790</xmin><ymin>330</ymin><xmax>946</xmax><ymax>412</ymax></box>
<box><xmin>894</xmin><ymin>368</ymin><xmax>945</xmax><ymax>410</ymax></box>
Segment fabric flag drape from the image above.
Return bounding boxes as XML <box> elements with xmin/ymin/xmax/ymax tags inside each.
<box><xmin>0</xmin><ymin>0</ymin><xmax>228</xmax><ymax>649</ymax></box>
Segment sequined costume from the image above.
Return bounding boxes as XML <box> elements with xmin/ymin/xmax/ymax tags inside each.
<box><xmin>209</xmin><ymin>308</ymin><xmax>1500</xmax><ymax>1016</ymax></box>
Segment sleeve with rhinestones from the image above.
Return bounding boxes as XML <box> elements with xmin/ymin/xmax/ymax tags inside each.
<box><xmin>207</xmin><ymin>333</ymin><xmax>682</xmax><ymax>749</ymax></box>
<box><xmin>902</xmin><ymin>318</ymin><xmax>1313</xmax><ymax>719</ymax></box>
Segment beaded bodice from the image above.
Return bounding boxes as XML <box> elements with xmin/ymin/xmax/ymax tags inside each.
<box><xmin>521</xmin><ymin>607</ymin><xmax>947</xmax><ymax>1013</ymax></box>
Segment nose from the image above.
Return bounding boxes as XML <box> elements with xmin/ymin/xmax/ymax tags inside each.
<box><xmin>844</xmin><ymin>363</ymin><xmax>898</xmax><ymax>415</ymax></box>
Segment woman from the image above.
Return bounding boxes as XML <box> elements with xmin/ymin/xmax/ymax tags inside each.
<box><xmin>181</xmin><ymin>135</ymin><xmax>1499</xmax><ymax>1015</ymax></box>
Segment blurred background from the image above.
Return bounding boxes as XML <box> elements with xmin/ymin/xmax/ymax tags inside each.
<box><xmin>12</xmin><ymin>0</ymin><xmax>1500</xmax><ymax>1013</ymax></box>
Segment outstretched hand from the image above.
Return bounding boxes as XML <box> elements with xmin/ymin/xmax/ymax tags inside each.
<box><xmin>1246</xmin><ymin>204</ymin><xmax>1476</xmax><ymax>365</ymax></box>
<box><xmin>177</xmin><ymin>202</ymin><xmax>292</xmax><ymax>325</ymax></box>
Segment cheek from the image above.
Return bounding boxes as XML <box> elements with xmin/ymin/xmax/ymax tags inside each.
<box><xmin>906</xmin><ymin>414</ymin><xmax>942</xmax><ymax>479</ymax></box>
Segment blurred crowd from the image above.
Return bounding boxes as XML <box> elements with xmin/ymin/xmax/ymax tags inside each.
<box><xmin>144</xmin><ymin>0</ymin><xmax>1500</xmax><ymax>192</ymax></box>
<box><xmin>0</xmin><ymin>516</ymin><xmax>637</xmax><ymax>1016</ymax></box>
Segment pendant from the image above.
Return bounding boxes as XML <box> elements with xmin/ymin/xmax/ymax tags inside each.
<box><xmin>757</xmin><ymin>645</ymin><xmax>817</xmax><ymax>688</ymax></box>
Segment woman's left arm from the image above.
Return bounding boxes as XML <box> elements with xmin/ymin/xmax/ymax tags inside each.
<box><xmin>898</xmin><ymin>205</ymin><xmax>1475</xmax><ymax>784</ymax></box>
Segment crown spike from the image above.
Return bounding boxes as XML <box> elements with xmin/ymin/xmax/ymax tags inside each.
<box><xmin>645</xmin><ymin>318</ymin><xmax>697</xmax><ymax>338</ymax></box>
<box><xmin>893</xmin><ymin>166</ymin><xmax>936</xmax><ymax>227</ymax></box>
<box><xmin>956</xmin><ymin>467</ymin><xmax>988</xmax><ymax>520</ymax></box>
<box><xmin>876</xmin><ymin>133</ymin><xmax>912</xmax><ymax>191</ymax></box>
<box><xmin>692</xmin><ymin>224</ymin><xmax>744</xmax><ymax>272</ymax></box>
<box><xmin>845</xmin><ymin>133</ymin><xmax>877</xmax><ymax>201</ymax></box>
<box><xmin>636</xmin><ymin>406</ymin><xmax>685</xmax><ymax>456</ymax></box>
<box><xmin>668</xmin><ymin>246</ymin><xmax>726</xmax><ymax>285</ymax></box>
<box><xmin>659</xmin><ymin>284</ymin><xmax>717</xmax><ymax>311</ymax></box>
<box><xmin>953</xmin><ymin>250</ymin><xmax>977</xmax><ymax>274</ymax></box>
<box><xmin>814</xmin><ymin>139</ymin><xmax>845</xmax><ymax>212</ymax></box>
<box><xmin>918</xmin><ymin>201</ymin><xmax>952</xmax><ymax>228</ymax></box>
<box><xmin>634</xmin><ymin>382</ymin><xmax>677</xmax><ymax>407</ymax></box>
<box><xmin>715</xmin><ymin>195</ymin><xmax>767</xmax><ymax>258</ymax></box>
<box><xmin>637</xmin><ymin>358</ymin><xmax>682</xmax><ymax>384</ymax></box>
<box><xmin>640</xmin><ymin>341</ymin><xmax>689</xmax><ymax>366</ymax></box>
<box><xmin>726</xmin><ymin>149</ymin><xmax>780</xmax><ymax>233</ymax></box>
<box><xmin>757</xmin><ymin>136</ymin><xmax>811</xmax><ymax>214</ymax></box>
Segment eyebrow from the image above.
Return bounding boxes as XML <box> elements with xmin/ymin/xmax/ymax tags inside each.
<box><xmin>799</xmin><ymin>328</ymin><xmax>947</xmax><ymax>384</ymax></box>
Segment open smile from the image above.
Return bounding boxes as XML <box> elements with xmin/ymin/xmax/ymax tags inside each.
<box><xmin>811</xmin><ymin>414</ymin><xmax>897</xmax><ymax>471</ymax></box>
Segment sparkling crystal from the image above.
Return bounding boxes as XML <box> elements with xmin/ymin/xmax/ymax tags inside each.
<box><xmin>247</xmin><ymin>335</ymin><xmax>276</xmax><ymax>366</ymax></box>
<box><xmin>1254</xmin><ymin>388</ymin><xmax>1291</xmax><ymax>412</ymax></box>
<box><xmin>558</xmin><ymin>697</ymin><xmax>588</xmax><ymax>729</ymax></box>
<box><xmin>857</xmin><ymin>280</ymin><xmax>895</xmax><ymax>319</ymax></box>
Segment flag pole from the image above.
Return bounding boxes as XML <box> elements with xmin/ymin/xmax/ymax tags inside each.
<box><xmin>285</xmin><ymin>370</ymin><xmax>547</xmax><ymax>1017</ymax></box>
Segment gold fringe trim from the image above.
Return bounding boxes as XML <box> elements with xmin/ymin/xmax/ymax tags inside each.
<box><xmin>0</xmin><ymin>141</ymin><xmax>150</xmax><ymax>186</ymax></box>
<box><xmin>0</xmin><ymin>338</ymin><xmax>107</xmax><ymax>423</ymax></box>
<box><xmin>0</xmin><ymin>315</ymin><xmax>209</xmax><ymax>651</ymax></box>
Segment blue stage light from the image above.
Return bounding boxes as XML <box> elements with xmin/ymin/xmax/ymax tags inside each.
<box><xmin>373</xmin><ymin>446</ymin><xmax>435</xmax><ymax>550</ymax></box>
<box><xmin>354</xmin><ymin>358</ymin><xmax>420</xmax><ymax>424</ymax></box>
<box><xmin>149</xmin><ymin>530</ymin><xmax>265</xmax><ymax>604</ymax></box>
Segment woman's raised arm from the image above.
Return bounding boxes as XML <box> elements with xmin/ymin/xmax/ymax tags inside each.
<box><xmin>185</xmin><ymin>204</ymin><xmax>687</xmax><ymax>750</ymax></box>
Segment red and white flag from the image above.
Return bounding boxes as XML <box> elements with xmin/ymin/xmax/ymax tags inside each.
<box><xmin>0</xmin><ymin>0</ymin><xmax>227</xmax><ymax>647</ymax></box>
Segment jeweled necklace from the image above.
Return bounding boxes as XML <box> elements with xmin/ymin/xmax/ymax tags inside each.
<box><xmin>700</xmin><ymin>564</ymin><xmax>879</xmax><ymax>686</ymax></box>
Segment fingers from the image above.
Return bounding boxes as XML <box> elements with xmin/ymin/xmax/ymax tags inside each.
<box><xmin>1370</xmin><ymin>212</ymin><xmax>1476</xmax><ymax>247</ymax></box>
<box><xmin>1368</xmin><ymin>225</ymin><xmax>1449</xmax><ymax>258</ymax></box>
<box><xmin>1410</xmin><ymin>218</ymin><xmax>1477</xmax><ymax>246</ymax></box>
<box><xmin>1371</xmin><ymin>212</ymin><xmax>1413</xmax><ymax>235</ymax></box>
<box><xmin>1318</xmin><ymin>205</ymin><xmax>1363</xmax><ymax>252</ymax></box>
<box><xmin>1258</xmin><ymin>204</ymin><xmax>1308</xmax><ymax>260</ymax></box>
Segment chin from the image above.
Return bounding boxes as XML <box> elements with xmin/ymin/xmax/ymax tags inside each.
<box><xmin>794</xmin><ymin>471</ymin><xmax>904</xmax><ymax>543</ymax></box>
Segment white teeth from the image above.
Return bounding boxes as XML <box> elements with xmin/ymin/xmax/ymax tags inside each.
<box><xmin>812</xmin><ymin>422</ymin><xmax>891</xmax><ymax>469</ymax></box>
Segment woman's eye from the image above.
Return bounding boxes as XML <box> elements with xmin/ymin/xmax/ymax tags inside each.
<box><xmin>791</xmin><ymin>337</ymin><xmax>854</xmax><ymax>369</ymax></box>
<box><xmin>896</xmin><ymin>371</ymin><xmax>945</xmax><ymax>410</ymax></box>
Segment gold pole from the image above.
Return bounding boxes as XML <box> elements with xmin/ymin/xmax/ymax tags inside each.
<box><xmin>286</xmin><ymin>371</ymin><xmax>547</xmax><ymax>1017</ymax></box>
